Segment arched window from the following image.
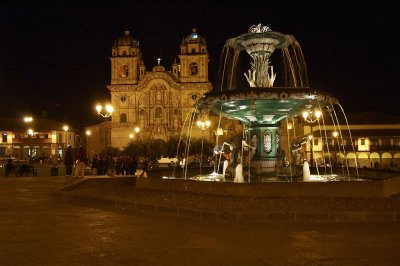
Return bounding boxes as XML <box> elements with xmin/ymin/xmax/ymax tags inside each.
<box><xmin>190</xmin><ymin>63</ymin><xmax>198</xmax><ymax>75</ymax></box>
<box><xmin>120</xmin><ymin>113</ymin><xmax>127</xmax><ymax>123</ymax></box>
<box><xmin>155</xmin><ymin>107</ymin><xmax>162</xmax><ymax>118</ymax></box>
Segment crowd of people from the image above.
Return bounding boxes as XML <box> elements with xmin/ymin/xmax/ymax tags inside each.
<box><xmin>63</xmin><ymin>146</ymin><xmax>149</xmax><ymax>177</ymax></box>
<box><xmin>90</xmin><ymin>154</ymin><xmax>145</xmax><ymax>176</ymax></box>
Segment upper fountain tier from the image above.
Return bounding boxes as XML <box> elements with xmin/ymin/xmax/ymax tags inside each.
<box><xmin>215</xmin><ymin>24</ymin><xmax>309</xmax><ymax>90</ymax></box>
<box><xmin>226</xmin><ymin>24</ymin><xmax>294</xmax><ymax>57</ymax></box>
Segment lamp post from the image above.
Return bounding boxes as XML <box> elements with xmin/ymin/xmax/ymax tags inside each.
<box><xmin>333</xmin><ymin>131</ymin><xmax>338</xmax><ymax>166</ymax></box>
<box><xmin>96</xmin><ymin>103</ymin><xmax>114</xmax><ymax>153</ymax></box>
<box><xmin>308</xmin><ymin>134</ymin><xmax>314</xmax><ymax>166</ymax></box>
<box><xmin>134</xmin><ymin>126</ymin><xmax>140</xmax><ymax>141</ymax></box>
<box><xmin>196</xmin><ymin>118</ymin><xmax>211</xmax><ymax>175</ymax></box>
<box><xmin>129</xmin><ymin>127</ymin><xmax>140</xmax><ymax>142</ymax></box>
<box><xmin>302</xmin><ymin>107</ymin><xmax>321</xmax><ymax>166</ymax></box>
<box><xmin>86</xmin><ymin>130</ymin><xmax>91</xmax><ymax>159</ymax></box>
<box><xmin>23</xmin><ymin>116</ymin><xmax>34</xmax><ymax>158</ymax></box>
<box><xmin>214</xmin><ymin>127</ymin><xmax>224</xmax><ymax>173</ymax></box>
<box><xmin>63</xmin><ymin>125</ymin><xmax>69</xmax><ymax>147</ymax></box>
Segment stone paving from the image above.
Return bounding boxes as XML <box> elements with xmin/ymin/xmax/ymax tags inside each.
<box><xmin>1</xmin><ymin>175</ymin><xmax>400</xmax><ymax>265</ymax></box>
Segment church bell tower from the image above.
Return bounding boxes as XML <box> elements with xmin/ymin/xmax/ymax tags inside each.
<box><xmin>110</xmin><ymin>30</ymin><xmax>141</xmax><ymax>85</ymax></box>
<box><xmin>178</xmin><ymin>27</ymin><xmax>209</xmax><ymax>83</ymax></box>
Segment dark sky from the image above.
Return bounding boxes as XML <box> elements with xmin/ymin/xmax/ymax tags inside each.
<box><xmin>1</xmin><ymin>1</ymin><xmax>399</xmax><ymax>129</ymax></box>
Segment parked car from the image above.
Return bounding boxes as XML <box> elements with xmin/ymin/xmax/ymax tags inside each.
<box><xmin>157</xmin><ymin>157</ymin><xmax>179</xmax><ymax>166</ymax></box>
<box><xmin>180</xmin><ymin>156</ymin><xmax>198</xmax><ymax>167</ymax></box>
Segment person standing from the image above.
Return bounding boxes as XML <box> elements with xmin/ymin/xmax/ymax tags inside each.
<box><xmin>115</xmin><ymin>156</ymin><xmax>122</xmax><ymax>175</ymax></box>
<box><xmin>64</xmin><ymin>145</ymin><xmax>73</xmax><ymax>176</ymax></box>
<box><xmin>141</xmin><ymin>156</ymin><xmax>149</xmax><ymax>177</ymax></box>
<box><xmin>75</xmin><ymin>146</ymin><xmax>86</xmax><ymax>177</ymax></box>
<box><xmin>91</xmin><ymin>154</ymin><xmax>100</xmax><ymax>176</ymax></box>
<box><xmin>107</xmin><ymin>155</ymin><xmax>115</xmax><ymax>176</ymax></box>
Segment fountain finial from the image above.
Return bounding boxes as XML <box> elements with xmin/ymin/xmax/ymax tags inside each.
<box><xmin>249</xmin><ymin>24</ymin><xmax>271</xmax><ymax>33</ymax></box>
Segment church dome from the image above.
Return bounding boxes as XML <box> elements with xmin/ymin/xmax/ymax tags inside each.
<box><xmin>181</xmin><ymin>27</ymin><xmax>206</xmax><ymax>45</ymax></box>
<box><xmin>114</xmin><ymin>30</ymin><xmax>139</xmax><ymax>47</ymax></box>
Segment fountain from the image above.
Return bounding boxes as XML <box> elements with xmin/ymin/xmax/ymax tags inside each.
<box><xmin>138</xmin><ymin>23</ymin><xmax>400</xmax><ymax>200</ymax></box>
<box><xmin>196</xmin><ymin>24</ymin><xmax>338</xmax><ymax>180</ymax></box>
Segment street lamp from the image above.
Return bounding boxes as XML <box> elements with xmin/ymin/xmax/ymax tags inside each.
<box><xmin>22</xmin><ymin>116</ymin><xmax>34</xmax><ymax>158</ymax></box>
<box><xmin>302</xmin><ymin>108</ymin><xmax>321</xmax><ymax>124</ymax></box>
<box><xmin>129</xmin><ymin>127</ymin><xmax>140</xmax><ymax>142</ymax></box>
<box><xmin>96</xmin><ymin>103</ymin><xmax>114</xmax><ymax>153</ymax></box>
<box><xmin>196</xmin><ymin>118</ymin><xmax>211</xmax><ymax>175</ymax></box>
<box><xmin>302</xmin><ymin>106</ymin><xmax>322</xmax><ymax>165</ymax></box>
<box><xmin>333</xmin><ymin>131</ymin><xmax>339</xmax><ymax>166</ymax></box>
<box><xmin>85</xmin><ymin>130</ymin><xmax>91</xmax><ymax>159</ymax></box>
<box><xmin>63</xmin><ymin>125</ymin><xmax>69</xmax><ymax>147</ymax></box>
<box><xmin>213</xmin><ymin>127</ymin><xmax>224</xmax><ymax>173</ymax></box>
<box><xmin>96</xmin><ymin>103</ymin><xmax>114</xmax><ymax>118</ymax></box>
<box><xmin>24</xmin><ymin>116</ymin><xmax>33</xmax><ymax>123</ymax></box>
<box><xmin>216</xmin><ymin>127</ymin><xmax>224</xmax><ymax>136</ymax></box>
<box><xmin>308</xmin><ymin>134</ymin><xmax>314</xmax><ymax>166</ymax></box>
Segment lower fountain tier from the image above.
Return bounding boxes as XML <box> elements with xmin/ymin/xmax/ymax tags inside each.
<box><xmin>250</xmin><ymin>159</ymin><xmax>282</xmax><ymax>176</ymax></box>
<box><xmin>196</xmin><ymin>87</ymin><xmax>338</xmax><ymax>126</ymax></box>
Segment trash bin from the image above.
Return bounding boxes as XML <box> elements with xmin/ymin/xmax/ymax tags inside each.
<box><xmin>51</xmin><ymin>166</ymin><xmax>58</xmax><ymax>176</ymax></box>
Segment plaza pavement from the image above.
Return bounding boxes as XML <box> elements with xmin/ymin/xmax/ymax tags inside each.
<box><xmin>1</xmin><ymin>175</ymin><xmax>400</xmax><ymax>265</ymax></box>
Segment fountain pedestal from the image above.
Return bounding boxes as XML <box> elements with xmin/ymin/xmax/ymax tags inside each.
<box><xmin>248</xmin><ymin>126</ymin><xmax>282</xmax><ymax>175</ymax></box>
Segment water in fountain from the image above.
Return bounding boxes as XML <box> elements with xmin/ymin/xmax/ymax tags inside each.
<box><xmin>303</xmin><ymin>159</ymin><xmax>311</xmax><ymax>181</ymax></box>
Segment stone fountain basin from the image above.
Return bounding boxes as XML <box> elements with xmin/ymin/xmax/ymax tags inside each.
<box><xmin>137</xmin><ymin>174</ymin><xmax>400</xmax><ymax>198</ymax></box>
<box><xmin>197</xmin><ymin>87</ymin><xmax>338</xmax><ymax>125</ymax></box>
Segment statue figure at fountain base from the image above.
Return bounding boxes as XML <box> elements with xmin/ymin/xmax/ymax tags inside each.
<box><xmin>234</xmin><ymin>163</ymin><xmax>244</xmax><ymax>183</ymax></box>
<box><xmin>222</xmin><ymin>159</ymin><xmax>229</xmax><ymax>181</ymax></box>
<box><xmin>303</xmin><ymin>160</ymin><xmax>311</xmax><ymax>181</ymax></box>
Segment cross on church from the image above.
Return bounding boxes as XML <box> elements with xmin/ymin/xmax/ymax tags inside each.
<box><xmin>157</xmin><ymin>57</ymin><xmax>162</xmax><ymax>66</ymax></box>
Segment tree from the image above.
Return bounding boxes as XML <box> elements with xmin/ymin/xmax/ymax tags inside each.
<box><xmin>146</xmin><ymin>139</ymin><xmax>165</xmax><ymax>160</ymax></box>
<box><xmin>187</xmin><ymin>137</ymin><xmax>213</xmax><ymax>159</ymax></box>
<box><xmin>100</xmin><ymin>146</ymin><xmax>121</xmax><ymax>157</ymax></box>
<box><xmin>165</xmin><ymin>136</ymin><xmax>181</xmax><ymax>158</ymax></box>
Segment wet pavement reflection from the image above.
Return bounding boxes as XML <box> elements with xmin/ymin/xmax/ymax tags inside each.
<box><xmin>1</xmin><ymin>176</ymin><xmax>400</xmax><ymax>265</ymax></box>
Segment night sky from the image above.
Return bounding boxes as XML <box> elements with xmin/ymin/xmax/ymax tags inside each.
<box><xmin>1</xmin><ymin>1</ymin><xmax>399</xmax><ymax>129</ymax></box>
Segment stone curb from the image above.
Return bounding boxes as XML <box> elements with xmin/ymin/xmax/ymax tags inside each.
<box><xmin>52</xmin><ymin>190</ymin><xmax>400</xmax><ymax>223</ymax></box>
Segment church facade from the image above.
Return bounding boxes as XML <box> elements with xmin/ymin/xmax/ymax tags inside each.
<box><xmin>106</xmin><ymin>28</ymin><xmax>212</xmax><ymax>150</ymax></box>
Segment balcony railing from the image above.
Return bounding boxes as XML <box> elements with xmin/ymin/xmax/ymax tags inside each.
<box><xmin>315</xmin><ymin>144</ymin><xmax>400</xmax><ymax>153</ymax></box>
<box><xmin>12</xmin><ymin>138</ymin><xmax>53</xmax><ymax>144</ymax></box>
<box><xmin>369</xmin><ymin>145</ymin><xmax>400</xmax><ymax>151</ymax></box>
